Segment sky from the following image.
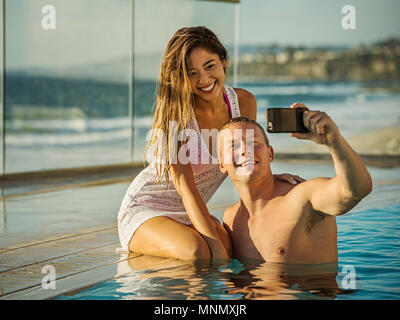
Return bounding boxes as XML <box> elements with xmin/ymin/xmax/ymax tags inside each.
<box><xmin>239</xmin><ymin>0</ymin><xmax>400</xmax><ymax>47</ymax></box>
<box><xmin>3</xmin><ymin>0</ymin><xmax>400</xmax><ymax>69</ymax></box>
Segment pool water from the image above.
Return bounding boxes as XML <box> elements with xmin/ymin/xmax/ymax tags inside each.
<box><xmin>55</xmin><ymin>177</ymin><xmax>400</xmax><ymax>300</ymax></box>
<box><xmin>53</xmin><ymin>81</ymin><xmax>400</xmax><ymax>300</ymax></box>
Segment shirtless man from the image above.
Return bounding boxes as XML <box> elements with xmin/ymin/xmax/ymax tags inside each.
<box><xmin>218</xmin><ymin>103</ymin><xmax>373</xmax><ymax>264</ymax></box>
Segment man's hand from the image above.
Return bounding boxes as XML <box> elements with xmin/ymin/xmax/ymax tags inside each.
<box><xmin>288</xmin><ymin>103</ymin><xmax>372</xmax><ymax>216</ymax></box>
<box><xmin>289</xmin><ymin>103</ymin><xmax>341</xmax><ymax>147</ymax></box>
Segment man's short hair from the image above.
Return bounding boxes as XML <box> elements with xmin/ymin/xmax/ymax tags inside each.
<box><xmin>217</xmin><ymin>116</ymin><xmax>270</xmax><ymax>159</ymax></box>
<box><xmin>220</xmin><ymin>116</ymin><xmax>269</xmax><ymax>145</ymax></box>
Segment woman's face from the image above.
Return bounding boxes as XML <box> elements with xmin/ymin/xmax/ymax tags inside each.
<box><xmin>187</xmin><ymin>46</ymin><xmax>227</xmax><ymax>101</ymax></box>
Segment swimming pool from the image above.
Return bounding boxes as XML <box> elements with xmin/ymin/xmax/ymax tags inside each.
<box><xmin>55</xmin><ymin>163</ymin><xmax>400</xmax><ymax>300</ymax></box>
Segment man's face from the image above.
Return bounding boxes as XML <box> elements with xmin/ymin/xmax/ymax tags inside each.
<box><xmin>219</xmin><ymin>123</ymin><xmax>273</xmax><ymax>182</ymax></box>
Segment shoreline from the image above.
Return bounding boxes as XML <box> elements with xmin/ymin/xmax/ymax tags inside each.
<box><xmin>274</xmin><ymin>153</ymin><xmax>400</xmax><ymax>168</ymax></box>
<box><xmin>236</xmin><ymin>77</ymin><xmax>400</xmax><ymax>92</ymax></box>
<box><xmin>288</xmin><ymin>125</ymin><xmax>400</xmax><ymax>156</ymax></box>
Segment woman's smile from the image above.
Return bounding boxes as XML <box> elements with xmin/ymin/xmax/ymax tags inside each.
<box><xmin>198</xmin><ymin>81</ymin><xmax>216</xmax><ymax>93</ymax></box>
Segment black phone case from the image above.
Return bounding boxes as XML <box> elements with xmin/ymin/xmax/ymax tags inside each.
<box><xmin>266</xmin><ymin>108</ymin><xmax>308</xmax><ymax>133</ymax></box>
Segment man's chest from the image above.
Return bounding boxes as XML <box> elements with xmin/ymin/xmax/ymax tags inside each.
<box><xmin>229</xmin><ymin>205</ymin><xmax>309</xmax><ymax>261</ymax></box>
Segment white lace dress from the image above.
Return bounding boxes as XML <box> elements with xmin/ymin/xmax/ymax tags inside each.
<box><xmin>116</xmin><ymin>85</ymin><xmax>241</xmax><ymax>252</ymax></box>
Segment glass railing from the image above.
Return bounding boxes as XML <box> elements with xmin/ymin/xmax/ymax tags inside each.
<box><xmin>1</xmin><ymin>0</ymin><xmax>238</xmax><ymax>174</ymax></box>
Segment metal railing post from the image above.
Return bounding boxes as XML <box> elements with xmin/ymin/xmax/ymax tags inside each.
<box><xmin>0</xmin><ymin>0</ymin><xmax>5</xmax><ymax>175</ymax></box>
<box><xmin>128</xmin><ymin>0</ymin><xmax>135</xmax><ymax>162</ymax></box>
<box><xmin>233</xmin><ymin>2</ymin><xmax>240</xmax><ymax>87</ymax></box>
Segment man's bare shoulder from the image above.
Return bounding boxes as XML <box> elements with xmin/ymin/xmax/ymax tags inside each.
<box><xmin>285</xmin><ymin>177</ymin><xmax>331</xmax><ymax>198</ymax></box>
<box><xmin>284</xmin><ymin>177</ymin><xmax>335</xmax><ymax>218</ymax></box>
<box><xmin>274</xmin><ymin>178</ymin><xmax>331</xmax><ymax>213</ymax></box>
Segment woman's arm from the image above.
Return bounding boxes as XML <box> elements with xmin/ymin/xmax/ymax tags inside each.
<box><xmin>170</xmin><ymin>161</ymin><xmax>230</xmax><ymax>260</ymax></box>
<box><xmin>274</xmin><ymin>173</ymin><xmax>305</xmax><ymax>185</ymax></box>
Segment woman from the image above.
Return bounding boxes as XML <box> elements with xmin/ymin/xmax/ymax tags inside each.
<box><xmin>117</xmin><ymin>26</ymin><xmax>302</xmax><ymax>260</ymax></box>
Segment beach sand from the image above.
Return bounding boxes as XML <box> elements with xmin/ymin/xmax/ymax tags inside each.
<box><xmin>291</xmin><ymin>125</ymin><xmax>400</xmax><ymax>155</ymax></box>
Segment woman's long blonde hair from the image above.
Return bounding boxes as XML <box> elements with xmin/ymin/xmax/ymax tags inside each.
<box><xmin>144</xmin><ymin>26</ymin><xmax>228</xmax><ymax>184</ymax></box>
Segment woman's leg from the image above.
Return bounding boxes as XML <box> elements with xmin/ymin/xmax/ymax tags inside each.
<box><xmin>189</xmin><ymin>217</ymin><xmax>233</xmax><ymax>258</ymax></box>
<box><xmin>129</xmin><ymin>216</ymin><xmax>211</xmax><ymax>260</ymax></box>
<box><xmin>215</xmin><ymin>219</ymin><xmax>233</xmax><ymax>258</ymax></box>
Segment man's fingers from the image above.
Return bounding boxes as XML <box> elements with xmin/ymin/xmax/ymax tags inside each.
<box><xmin>303</xmin><ymin>110</ymin><xmax>320</xmax><ymax>130</ymax></box>
<box><xmin>316</xmin><ymin>113</ymin><xmax>332</xmax><ymax>135</ymax></box>
<box><xmin>290</xmin><ymin>108</ymin><xmax>335</xmax><ymax>142</ymax></box>
<box><xmin>290</xmin><ymin>102</ymin><xmax>308</xmax><ymax>110</ymax></box>
<box><xmin>309</xmin><ymin>112</ymin><xmax>324</xmax><ymax>134</ymax></box>
<box><xmin>310</xmin><ymin>112</ymin><xmax>330</xmax><ymax>135</ymax></box>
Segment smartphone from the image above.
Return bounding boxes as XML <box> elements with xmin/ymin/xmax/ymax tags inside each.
<box><xmin>266</xmin><ymin>108</ymin><xmax>308</xmax><ymax>133</ymax></box>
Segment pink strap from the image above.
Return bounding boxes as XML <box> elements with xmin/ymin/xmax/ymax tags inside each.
<box><xmin>222</xmin><ymin>90</ymin><xmax>232</xmax><ymax>116</ymax></box>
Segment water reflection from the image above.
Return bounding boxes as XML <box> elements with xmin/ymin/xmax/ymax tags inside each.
<box><xmin>226</xmin><ymin>259</ymin><xmax>346</xmax><ymax>300</ymax></box>
<box><xmin>114</xmin><ymin>253</ymin><xmax>354</xmax><ymax>300</ymax></box>
<box><xmin>116</xmin><ymin>253</ymin><xmax>219</xmax><ymax>300</ymax></box>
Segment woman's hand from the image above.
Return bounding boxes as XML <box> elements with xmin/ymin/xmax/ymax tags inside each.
<box><xmin>274</xmin><ymin>173</ymin><xmax>305</xmax><ymax>185</ymax></box>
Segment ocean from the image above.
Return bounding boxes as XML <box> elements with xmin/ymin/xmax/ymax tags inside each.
<box><xmin>5</xmin><ymin>81</ymin><xmax>400</xmax><ymax>173</ymax></box>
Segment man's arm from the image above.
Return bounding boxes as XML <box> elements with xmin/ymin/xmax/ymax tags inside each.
<box><xmin>290</xmin><ymin>103</ymin><xmax>373</xmax><ymax>216</ymax></box>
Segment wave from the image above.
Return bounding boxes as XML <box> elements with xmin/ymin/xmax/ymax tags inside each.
<box><xmin>6</xmin><ymin>115</ymin><xmax>156</xmax><ymax>147</ymax></box>
<box><xmin>5</xmin><ymin>84</ymin><xmax>400</xmax><ymax>148</ymax></box>
<box><xmin>7</xmin><ymin>116</ymin><xmax>155</xmax><ymax>133</ymax></box>
<box><xmin>242</xmin><ymin>82</ymin><xmax>363</xmax><ymax>96</ymax></box>
<box><xmin>6</xmin><ymin>129</ymin><xmax>131</xmax><ymax>146</ymax></box>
